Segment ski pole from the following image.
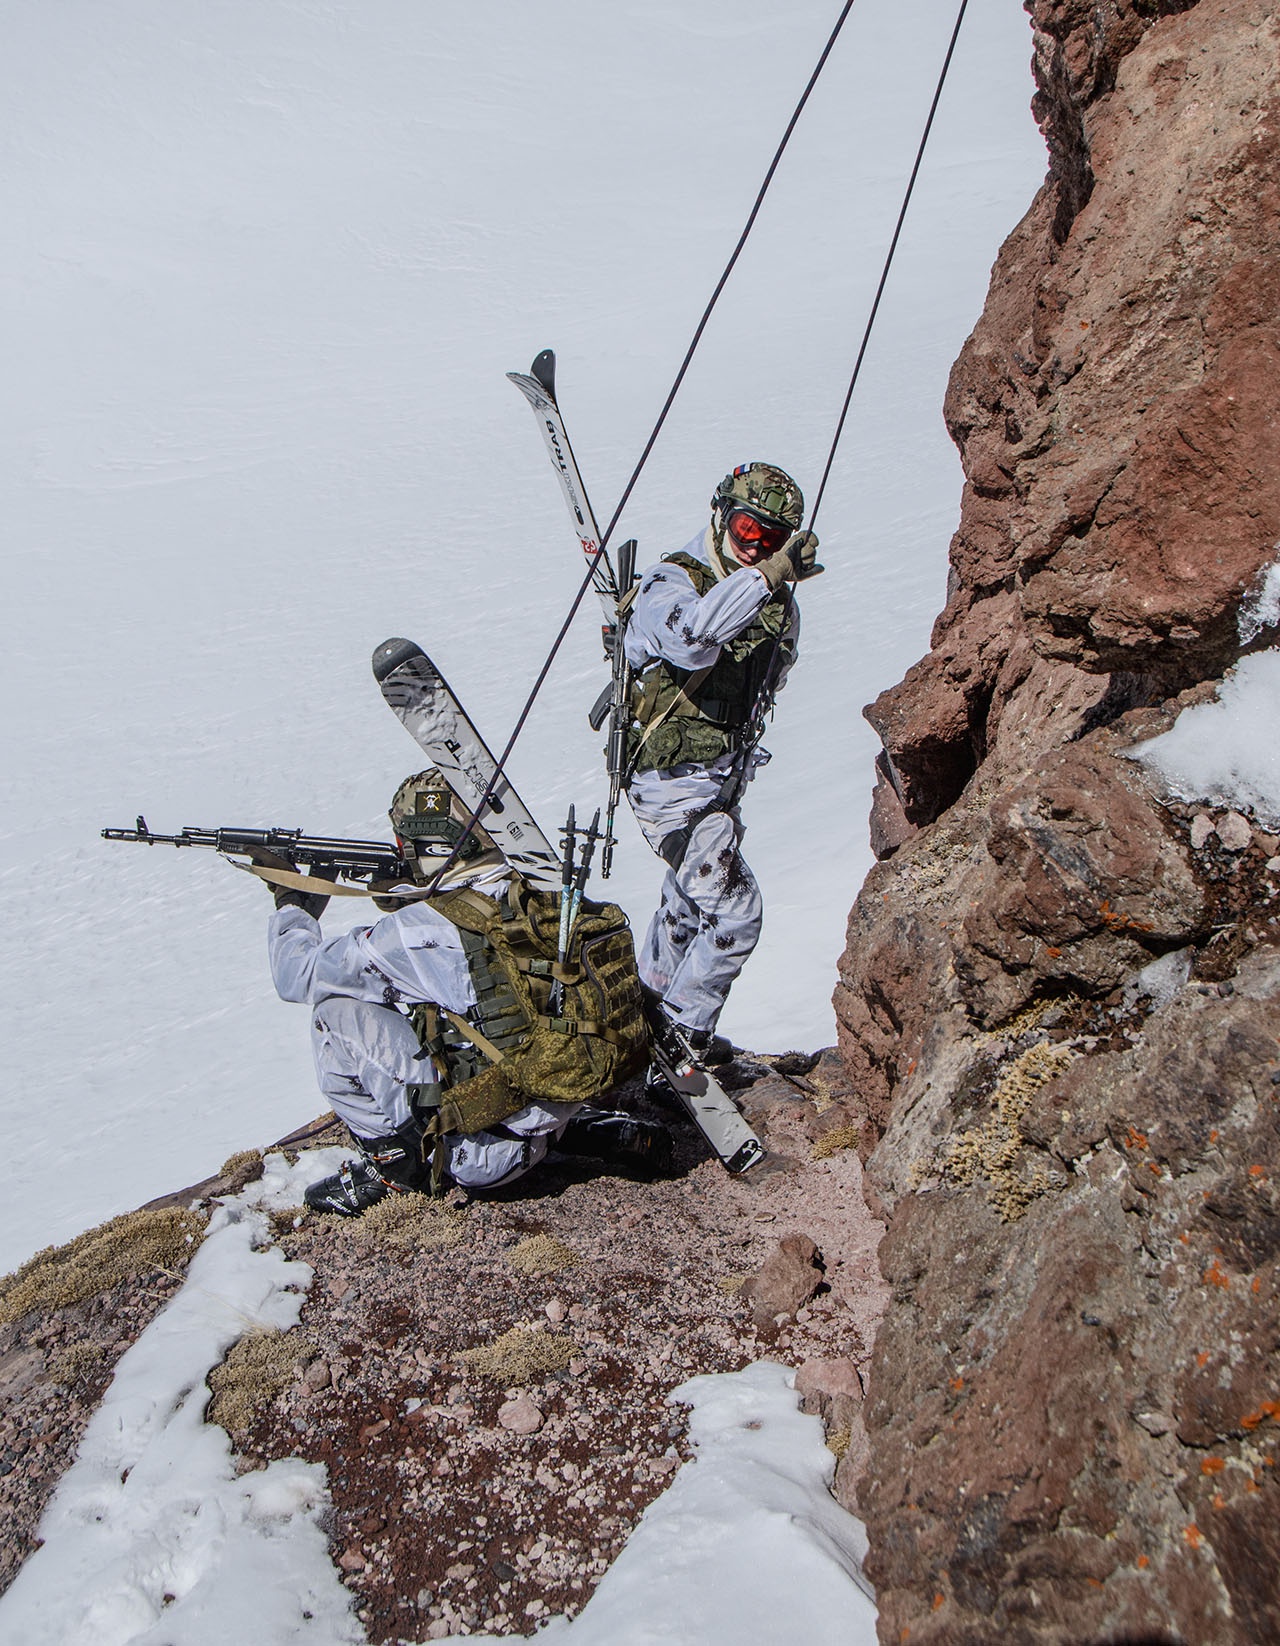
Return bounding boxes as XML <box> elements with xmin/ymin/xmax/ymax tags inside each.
<box><xmin>569</xmin><ymin>808</ymin><xmax>602</xmax><ymax>932</ymax></box>
<box><xmin>552</xmin><ymin>805</ymin><xmax>577</xmax><ymax>1014</ymax></box>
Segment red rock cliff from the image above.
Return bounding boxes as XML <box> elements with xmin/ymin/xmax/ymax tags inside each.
<box><xmin>835</xmin><ymin>2</ymin><xmax>1280</xmax><ymax>1639</ymax></box>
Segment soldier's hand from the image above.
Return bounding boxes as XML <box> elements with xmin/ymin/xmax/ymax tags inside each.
<box><xmin>248</xmin><ymin>847</ymin><xmax>331</xmax><ymax>919</ymax></box>
<box><xmin>757</xmin><ymin>529</ymin><xmax>823</xmax><ymax>590</ymax></box>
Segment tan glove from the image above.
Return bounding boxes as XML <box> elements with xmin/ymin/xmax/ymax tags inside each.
<box><xmin>756</xmin><ymin>530</ymin><xmax>823</xmax><ymax>591</ymax></box>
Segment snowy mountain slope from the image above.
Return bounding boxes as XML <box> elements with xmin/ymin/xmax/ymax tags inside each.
<box><xmin>0</xmin><ymin>0</ymin><xmax>1045</xmax><ymax>1269</ymax></box>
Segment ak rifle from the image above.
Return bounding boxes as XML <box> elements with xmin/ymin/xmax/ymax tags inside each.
<box><xmin>102</xmin><ymin>817</ymin><xmax>413</xmax><ymax>891</ymax></box>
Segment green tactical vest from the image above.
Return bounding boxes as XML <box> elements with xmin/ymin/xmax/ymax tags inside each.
<box><xmin>627</xmin><ymin>551</ymin><xmax>794</xmax><ymax>776</ymax></box>
<box><xmin>406</xmin><ymin>880</ymin><xmax>648</xmax><ymax>1148</ymax></box>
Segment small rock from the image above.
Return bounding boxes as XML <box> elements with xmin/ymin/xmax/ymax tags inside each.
<box><xmin>740</xmin><ymin>1234</ymin><xmax>825</xmax><ymax>1334</ymax></box>
<box><xmin>303</xmin><ymin>1359</ymin><xmax>331</xmax><ymax>1392</ymax></box>
<box><xmin>1216</xmin><ymin>811</ymin><xmax>1252</xmax><ymax>852</ymax></box>
<box><xmin>427</xmin><ymin>1621</ymin><xmax>452</xmax><ymax>1640</ymax></box>
<box><xmin>1267</xmin><ymin>857</ymin><xmax>1280</xmax><ymax>874</ymax></box>
<box><xmin>1134</xmin><ymin>1409</ymin><xmax>1173</xmax><ymax>1437</ymax></box>
<box><xmin>498</xmin><ymin>1396</ymin><xmax>544</xmax><ymax>1435</ymax></box>
<box><xmin>794</xmin><ymin>1356</ymin><xmax>863</xmax><ymax>1418</ymax></box>
<box><xmin>445</xmin><ymin>1562</ymin><xmax>476</xmax><ymax>1580</ymax></box>
<box><xmin>545</xmin><ymin>1298</ymin><xmax>567</xmax><ymax>1324</ymax></box>
<box><xmin>338</xmin><ymin>1547</ymin><xmax>366</xmax><ymax>1573</ymax></box>
<box><xmin>1189</xmin><ymin>813</ymin><xmax>1215</xmax><ymax>849</ymax></box>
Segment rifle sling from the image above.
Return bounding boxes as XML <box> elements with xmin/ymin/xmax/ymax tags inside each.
<box><xmin>246</xmin><ymin>863</ymin><xmax>368</xmax><ymax>898</ymax></box>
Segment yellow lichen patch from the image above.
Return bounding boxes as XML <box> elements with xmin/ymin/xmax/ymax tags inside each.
<box><xmin>978</xmin><ymin>994</ymin><xmax>1082</xmax><ymax>1046</ymax></box>
<box><xmin>216</xmin><ymin>1148</ymin><xmax>265</xmax><ymax>1191</ymax></box>
<box><xmin>826</xmin><ymin>1425</ymin><xmax>852</xmax><ymax>1459</ymax></box>
<box><xmin>506</xmin><ymin>1234</ymin><xmax>579</xmax><ymax>1278</ymax></box>
<box><xmin>0</xmin><ymin>1205</ymin><xmax>208</xmax><ymax>1324</ymax></box>
<box><xmin>717</xmin><ymin>1273</ymin><xmax>751</xmax><ymax>1296</ymax></box>
<box><xmin>208</xmin><ymin>1329</ymin><xmax>309</xmax><ymax>1436</ymax></box>
<box><xmin>349</xmin><ymin>1192</ymin><xmax>465</xmax><ymax>1251</ymax></box>
<box><xmin>812</xmin><ymin>1125</ymin><xmax>861</xmax><ymax>1162</ymax></box>
<box><xmin>458</xmin><ymin>1327</ymin><xmax>575</xmax><ymax>1384</ymax></box>
<box><xmin>941</xmin><ymin>1041</ymin><xmax>1079</xmax><ymax>1222</ymax></box>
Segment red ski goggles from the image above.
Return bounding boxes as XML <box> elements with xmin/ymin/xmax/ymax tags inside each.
<box><xmin>722</xmin><ymin>505</ymin><xmax>792</xmax><ymax>555</ymax></box>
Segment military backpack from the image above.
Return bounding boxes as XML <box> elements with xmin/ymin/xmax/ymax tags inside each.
<box><xmin>406</xmin><ymin>879</ymin><xmax>648</xmax><ymax>1168</ymax></box>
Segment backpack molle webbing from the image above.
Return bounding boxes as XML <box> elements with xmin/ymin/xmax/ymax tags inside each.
<box><xmin>406</xmin><ymin>881</ymin><xmax>648</xmax><ymax>1146</ymax></box>
<box><xmin>627</xmin><ymin>551</ymin><xmax>793</xmax><ymax>775</ymax></box>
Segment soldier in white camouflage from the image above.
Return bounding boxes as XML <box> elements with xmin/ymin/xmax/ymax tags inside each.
<box><xmin>622</xmin><ymin>462</ymin><xmax>821</xmax><ymax>1064</ymax></box>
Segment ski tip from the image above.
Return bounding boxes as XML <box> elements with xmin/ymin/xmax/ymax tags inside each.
<box><xmin>531</xmin><ymin>349</ymin><xmax>556</xmax><ymax>400</ymax></box>
<box><xmin>372</xmin><ymin>637</ymin><xmax>425</xmax><ymax>683</ymax></box>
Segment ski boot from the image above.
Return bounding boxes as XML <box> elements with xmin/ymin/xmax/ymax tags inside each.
<box><xmin>645</xmin><ymin>1009</ymin><xmax>734</xmax><ymax>1108</ymax></box>
<box><xmin>556</xmin><ymin>1107</ymin><xmax>674</xmax><ymax>1176</ymax></box>
<box><xmin>304</xmin><ymin>1125</ymin><xmax>427</xmax><ymax>1216</ymax></box>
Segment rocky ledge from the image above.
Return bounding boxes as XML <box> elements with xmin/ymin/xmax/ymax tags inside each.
<box><xmin>0</xmin><ymin>1053</ymin><xmax>885</xmax><ymax>1640</ymax></box>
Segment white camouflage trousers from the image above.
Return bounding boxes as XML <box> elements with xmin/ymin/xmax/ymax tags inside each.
<box><xmin>311</xmin><ymin>995</ymin><xmax>580</xmax><ymax>1190</ymax></box>
<box><xmin>636</xmin><ymin>807</ymin><xmax>763</xmax><ymax>1033</ymax></box>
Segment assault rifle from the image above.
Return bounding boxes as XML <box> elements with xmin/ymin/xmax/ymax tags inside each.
<box><xmin>588</xmin><ymin>536</ymin><xmax>638</xmax><ymax>878</ymax></box>
<box><xmin>102</xmin><ymin>816</ymin><xmax>414</xmax><ymax>893</ymax></box>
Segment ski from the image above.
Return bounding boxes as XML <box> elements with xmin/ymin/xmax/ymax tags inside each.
<box><xmin>650</xmin><ymin>1033</ymin><xmax>766</xmax><ymax>1175</ymax></box>
<box><xmin>372</xmin><ymin>638</ymin><xmax>561</xmax><ymax>895</ymax></box>
<box><xmin>507</xmin><ymin>349</ymin><xmax>618</xmax><ymax>627</ymax></box>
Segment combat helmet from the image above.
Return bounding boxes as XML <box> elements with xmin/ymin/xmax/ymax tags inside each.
<box><xmin>712</xmin><ymin>462</ymin><xmax>804</xmax><ymax>532</ymax></box>
<box><xmin>389</xmin><ymin>769</ymin><xmax>493</xmax><ymax>867</ymax></box>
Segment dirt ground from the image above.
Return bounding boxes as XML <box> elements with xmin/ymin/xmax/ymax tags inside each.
<box><xmin>0</xmin><ymin>1051</ymin><xmax>887</xmax><ymax>1641</ymax></box>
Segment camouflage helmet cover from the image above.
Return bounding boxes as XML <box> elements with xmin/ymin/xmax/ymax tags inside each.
<box><xmin>388</xmin><ymin>769</ymin><xmax>492</xmax><ymax>859</ymax></box>
<box><xmin>713</xmin><ymin>462</ymin><xmax>804</xmax><ymax>530</ymax></box>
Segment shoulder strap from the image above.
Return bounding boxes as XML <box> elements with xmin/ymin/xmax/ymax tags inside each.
<box><xmin>425</xmin><ymin>886</ymin><xmax>501</xmax><ymax>933</ymax></box>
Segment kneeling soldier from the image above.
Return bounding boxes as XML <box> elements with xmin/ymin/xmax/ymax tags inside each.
<box><xmin>266</xmin><ymin>771</ymin><xmax>666</xmax><ymax>1215</ymax></box>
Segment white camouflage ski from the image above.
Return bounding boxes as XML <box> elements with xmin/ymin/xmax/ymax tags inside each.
<box><xmin>507</xmin><ymin>349</ymin><xmax>618</xmax><ymax>626</ymax></box>
<box><xmin>372</xmin><ymin>638</ymin><xmax>561</xmax><ymax>895</ymax></box>
<box><xmin>650</xmin><ymin>1034</ymin><xmax>766</xmax><ymax>1175</ymax></box>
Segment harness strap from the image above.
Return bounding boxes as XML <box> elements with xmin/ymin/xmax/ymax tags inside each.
<box><xmin>441</xmin><ymin>1008</ymin><xmax>508</xmax><ymax>1066</ymax></box>
<box><xmin>632</xmin><ymin>663</ymin><xmax>713</xmax><ymax>758</ymax></box>
<box><xmin>536</xmin><ymin>1015</ymin><xmax>626</xmax><ymax>1046</ymax></box>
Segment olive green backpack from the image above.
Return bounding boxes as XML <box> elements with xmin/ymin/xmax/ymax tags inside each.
<box><xmin>407</xmin><ymin>879</ymin><xmax>648</xmax><ymax>1172</ymax></box>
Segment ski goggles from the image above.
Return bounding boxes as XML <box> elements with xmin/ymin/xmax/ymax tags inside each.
<box><xmin>722</xmin><ymin>505</ymin><xmax>792</xmax><ymax>555</ymax></box>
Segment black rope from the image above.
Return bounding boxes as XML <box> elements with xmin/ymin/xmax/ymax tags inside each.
<box><xmin>597</xmin><ymin>0</ymin><xmax>858</xmax><ymax>553</ymax></box>
<box><xmin>809</xmin><ymin>0</ymin><xmax>969</xmax><ymax>530</ymax></box>
<box><xmin>420</xmin><ymin>0</ymin><xmax>967</xmax><ymax>892</ymax></box>
<box><xmin>417</xmin><ymin>0</ymin><xmax>859</xmax><ymax>893</ymax></box>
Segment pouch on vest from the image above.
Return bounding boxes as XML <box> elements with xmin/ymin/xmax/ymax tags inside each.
<box><xmin>627</xmin><ymin>551</ymin><xmax>793</xmax><ymax>775</ymax></box>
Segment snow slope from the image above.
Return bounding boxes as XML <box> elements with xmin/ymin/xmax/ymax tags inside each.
<box><xmin>1</xmin><ymin>0</ymin><xmax>1046</xmax><ymax>1269</ymax></box>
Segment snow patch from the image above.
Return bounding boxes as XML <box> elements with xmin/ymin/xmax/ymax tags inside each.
<box><xmin>0</xmin><ymin>1155</ymin><xmax>361</xmax><ymax>1646</ymax></box>
<box><xmin>443</xmin><ymin>1362</ymin><xmax>877</xmax><ymax>1646</ymax></box>
<box><xmin>1239</xmin><ymin>551</ymin><xmax>1280</xmax><ymax>644</ymax></box>
<box><xmin>1131</xmin><ymin>650</ymin><xmax>1280</xmax><ymax>828</ymax></box>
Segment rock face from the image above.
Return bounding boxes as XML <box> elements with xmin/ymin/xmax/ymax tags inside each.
<box><xmin>836</xmin><ymin>2</ymin><xmax>1280</xmax><ymax>1640</ymax></box>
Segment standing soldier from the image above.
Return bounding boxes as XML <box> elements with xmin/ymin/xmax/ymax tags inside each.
<box><xmin>622</xmin><ymin>462</ymin><xmax>821</xmax><ymax>1065</ymax></box>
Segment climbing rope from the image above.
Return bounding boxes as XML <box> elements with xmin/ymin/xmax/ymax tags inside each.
<box><xmin>425</xmin><ymin>0</ymin><xmax>968</xmax><ymax>890</ymax></box>
<box><xmin>809</xmin><ymin>0</ymin><xmax>970</xmax><ymax>530</ymax></box>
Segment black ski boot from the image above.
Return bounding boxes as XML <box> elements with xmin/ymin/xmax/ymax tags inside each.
<box><xmin>304</xmin><ymin>1126</ymin><xmax>427</xmax><ymax>1217</ymax></box>
<box><xmin>556</xmin><ymin>1107</ymin><xmax>674</xmax><ymax>1176</ymax></box>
